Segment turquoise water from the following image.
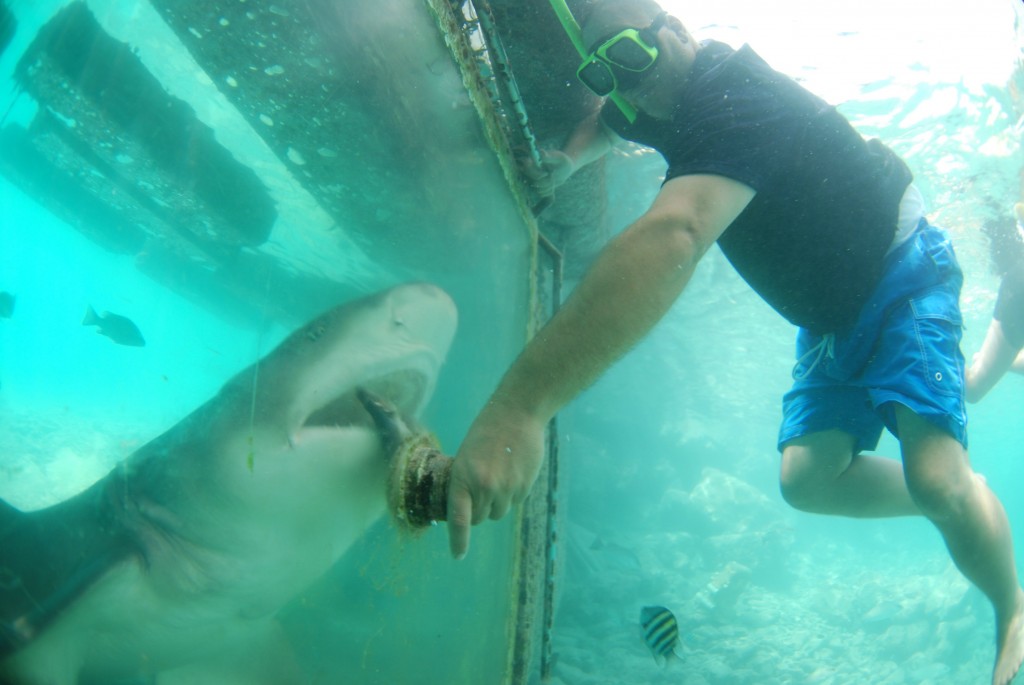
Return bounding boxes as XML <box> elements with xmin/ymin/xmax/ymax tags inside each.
<box><xmin>554</xmin><ymin>1</ymin><xmax>1024</xmax><ymax>684</ymax></box>
<box><xmin>1</xmin><ymin>0</ymin><xmax>1023</xmax><ymax>684</ymax></box>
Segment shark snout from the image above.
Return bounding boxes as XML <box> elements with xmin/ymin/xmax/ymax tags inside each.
<box><xmin>388</xmin><ymin>283</ymin><xmax>458</xmax><ymax>361</ymax></box>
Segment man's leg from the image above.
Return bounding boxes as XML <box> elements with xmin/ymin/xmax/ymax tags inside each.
<box><xmin>895</xmin><ymin>404</ymin><xmax>1024</xmax><ymax>685</ymax></box>
<box><xmin>779</xmin><ymin>429</ymin><xmax>918</xmax><ymax>518</ymax></box>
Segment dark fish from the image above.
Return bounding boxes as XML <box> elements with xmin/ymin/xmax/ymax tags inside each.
<box><xmin>0</xmin><ymin>291</ymin><xmax>14</xmax><ymax>319</ymax></box>
<box><xmin>83</xmin><ymin>306</ymin><xmax>146</xmax><ymax>347</ymax></box>
<box><xmin>640</xmin><ymin>605</ymin><xmax>680</xmax><ymax>664</ymax></box>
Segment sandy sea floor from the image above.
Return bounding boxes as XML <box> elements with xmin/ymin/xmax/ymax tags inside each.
<box><xmin>0</xmin><ymin>405</ymin><xmax>154</xmax><ymax>511</ymax></box>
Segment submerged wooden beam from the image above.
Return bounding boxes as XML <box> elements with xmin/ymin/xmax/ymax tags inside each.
<box><xmin>0</xmin><ymin>1</ymin><xmax>14</xmax><ymax>61</ymax></box>
<box><xmin>11</xmin><ymin>1</ymin><xmax>276</xmax><ymax>252</ymax></box>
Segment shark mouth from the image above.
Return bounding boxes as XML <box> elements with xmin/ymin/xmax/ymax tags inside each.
<box><xmin>300</xmin><ymin>367</ymin><xmax>430</xmax><ymax>436</ymax></box>
<box><xmin>285</xmin><ymin>282</ymin><xmax>457</xmax><ymax>449</ymax></box>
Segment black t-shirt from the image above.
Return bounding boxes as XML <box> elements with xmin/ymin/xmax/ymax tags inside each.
<box><xmin>995</xmin><ymin>266</ymin><xmax>1024</xmax><ymax>350</ymax></box>
<box><xmin>602</xmin><ymin>41</ymin><xmax>913</xmax><ymax>334</ymax></box>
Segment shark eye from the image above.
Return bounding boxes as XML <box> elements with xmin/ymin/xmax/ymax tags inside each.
<box><xmin>393</xmin><ymin>317</ymin><xmax>405</xmax><ymax>327</ymax></box>
<box><xmin>306</xmin><ymin>323</ymin><xmax>327</xmax><ymax>341</ymax></box>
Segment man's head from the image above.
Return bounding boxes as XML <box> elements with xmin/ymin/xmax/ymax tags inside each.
<box><xmin>579</xmin><ymin>0</ymin><xmax>699</xmax><ymax>118</ymax></box>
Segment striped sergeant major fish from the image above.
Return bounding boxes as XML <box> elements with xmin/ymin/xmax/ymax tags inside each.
<box><xmin>640</xmin><ymin>605</ymin><xmax>681</xmax><ymax>664</ymax></box>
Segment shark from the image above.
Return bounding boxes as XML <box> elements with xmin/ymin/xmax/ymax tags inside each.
<box><xmin>0</xmin><ymin>283</ymin><xmax>458</xmax><ymax>685</ymax></box>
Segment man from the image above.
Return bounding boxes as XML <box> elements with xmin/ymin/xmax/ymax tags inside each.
<box><xmin>445</xmin><ymin>2</ymin><xmax>1024</xmax><ymax>682</ymax></box>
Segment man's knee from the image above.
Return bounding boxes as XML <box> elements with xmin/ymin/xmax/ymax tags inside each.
<box><xmin>779</xmin><ymin>431</ymin><xmax>856</xmax><ymax>512</ymax></box>
<box><xmin>903</xmin><ymin>456</ymin><xmax>974</xmax><ymax>522</ymax></box>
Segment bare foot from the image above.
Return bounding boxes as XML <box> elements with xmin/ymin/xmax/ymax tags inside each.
<box><xmin>994</xmin><ymin>589</ymin><xmax>1024</xmax><ymax>685</ymax></box>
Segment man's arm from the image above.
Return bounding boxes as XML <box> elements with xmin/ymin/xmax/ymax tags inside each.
<box><xmin>965</xmin><ymin>318</ymin><xmax>1021</xmax><ymax>402</ymax></box>
<box><xmin>446</xmin><ymin>174</ymin><xmax>756</xmax><ymax>558</ymax></box>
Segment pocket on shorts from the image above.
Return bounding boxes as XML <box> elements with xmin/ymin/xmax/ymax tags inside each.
<box><xmin>909</xmin><ymin>288</ymin><xmax>964</xmax><ymax>398</ymax></box>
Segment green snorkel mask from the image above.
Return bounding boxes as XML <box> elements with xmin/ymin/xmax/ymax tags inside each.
<box><xmin>577</xmin><ymin>12</ymin><xmax>665</xmax><ymax>97</ymax></box>
<box><xmin>547</xmin><ymin>0</ymin><xmax>639</xmax><ymax>123</ymax></box>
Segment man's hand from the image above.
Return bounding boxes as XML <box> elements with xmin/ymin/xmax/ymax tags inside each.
<box><xmin>446</xmin><ymin>400</ymin><xmax>546</xmax><ymax>559</ymax></box>
<box><xmin>521</xmin><ymin>149</ymin><xmax>577</xmax><ymax>198</ymax></box>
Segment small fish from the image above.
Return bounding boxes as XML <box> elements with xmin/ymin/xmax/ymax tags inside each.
<box><xmin>640</xmin><ymin>605</ymin><xmax>680</xmax><ymax>665</ymax></box>
<box><xmin>0</xmin><ymin>291</ymin><xmax>14</xmax><ymax>318</ymax></box>
<box><xmin>83</xmin><ymin>306</ymin><xmax>146</xmax><ymax>347</ymax></box>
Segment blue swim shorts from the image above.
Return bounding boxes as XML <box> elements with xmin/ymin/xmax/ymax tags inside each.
<box><xmin>777</xmin><ymin>221</ymin><xmax>968</xmax><ymax>453</ymax></box>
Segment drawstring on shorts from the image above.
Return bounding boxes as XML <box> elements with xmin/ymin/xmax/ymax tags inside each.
<box><xmin>792</xmin><ymin>333</ymin><xmax>835</xmax><ymax>381</ymax></box>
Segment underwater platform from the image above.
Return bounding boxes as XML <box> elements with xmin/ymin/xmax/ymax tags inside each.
<box><xmin>0</xmin><ymin>0</ymin><xmax>558</xmax><ymax>327</ymax></box>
